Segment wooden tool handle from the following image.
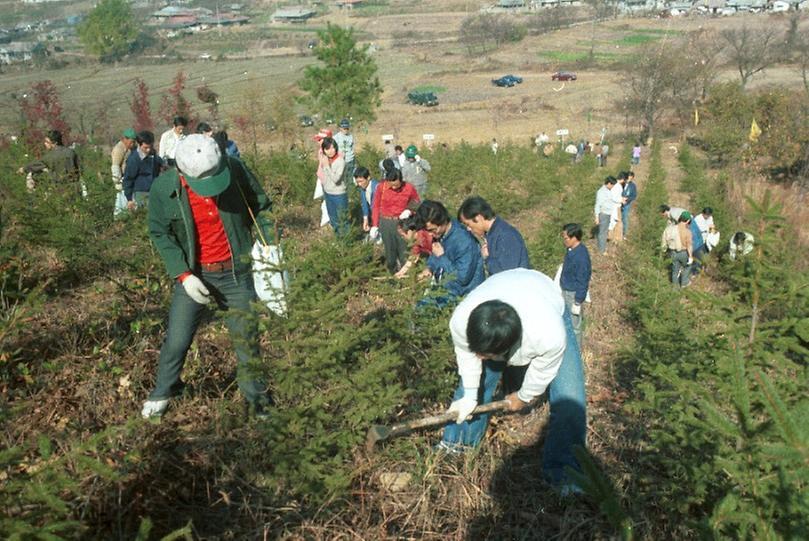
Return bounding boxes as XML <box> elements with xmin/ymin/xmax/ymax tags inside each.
<box><xmin>388</xmin><ymin>400</ymin><xmax>511</xmax><ymax>438</ymax></box>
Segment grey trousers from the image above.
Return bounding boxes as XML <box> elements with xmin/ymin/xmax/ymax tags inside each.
<box><xmin>597</xmin><ymin>213</ymin><xmax>611</xmax><ymax>254</ymax></box>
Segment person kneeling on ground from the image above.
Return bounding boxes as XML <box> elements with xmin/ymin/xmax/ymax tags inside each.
<box><xmin>416</xmin><ymin>200</ymin><xmax>484</xmax><ymax>306</ymax></box>
<box><xmin>394</xmin><ymin>214</ymin><xmax>432</xmax><ymax>279</ymax></box>
<box><xmin>142</xmin><ymin>134</ymin><xmax>274</xmax><ymax>419</ymax></box>
<box><xmin>439</xmin><ymin>269</ymin><xmax>587</xmax><ymax>495</ymax></box>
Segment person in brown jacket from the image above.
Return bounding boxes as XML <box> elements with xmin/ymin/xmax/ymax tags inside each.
<box><xmin>675</xmin><ymin>212</ymin><xmax>694</xmax><ymax>288</ymax></box>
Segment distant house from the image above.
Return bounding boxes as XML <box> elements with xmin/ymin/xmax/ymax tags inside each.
<box><xmin>197</xmin><ymin>14</ymin><xmax>250</xmax><ymax>25</ymax></box>
<box><xmin>769</xmin><ymin>0</ymin><xmax>790</xmax><ymax>9</ymax></box>
<box><xmin>726</xmin><ymin>0</ymin><xmax>765</xmax><ymax>11</ymax></box>
<box><xmin>0</xmin><ymin>42</ymin><xmax>37</xmax><ymax>64</ymax></box>
<box><xmin>158</xmin><ymin>15</ymin><xmax>199</xmax><ymax>29</ymax></box>
<box><xmin>335</xmin><ymin>0</ymin><xmax>364</xmax><ymax>7</ymax></box>
<box><xmin>153</xmin><ymin>6</ymin><xmax>212</xmax><ymax>18</ymax></box>
<box><xmin>272</xmin><ymin>7</ymin><xmax>317</xmax><ymax>22</ymax></box>
<box><xmin>498</xmin><ymin>0</ymin><xmax>526</xmax><ymax>7</ymax></box>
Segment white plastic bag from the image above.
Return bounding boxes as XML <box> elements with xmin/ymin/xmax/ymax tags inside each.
<box><xmin>320</xmin><ymin>200</ymin><xmax>330</xmax><ymax>227</ymax></box>
<box><xmin>313</xmin><ymin>179</ymin><xmax>324</xmax><ymax>199</ymax></box>
<box><xmin>251</xmin><ymin>241</ymin><xmax>288</xmax><ymax>317</ymax></box>
<box><xmin>554</xmin><ymin>263</ymin><xmax>591</xmax><ymax>303</ymax></box>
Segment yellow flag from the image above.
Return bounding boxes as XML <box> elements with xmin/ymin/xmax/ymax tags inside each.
<box><xmin>694</xmin><ymin>108</ymin><xmax>699</xmax><ymax>126</ymax></box>
<box><xmin>749</xmin><ymin>118</ymin><xmax>761</xmax><ymax>142</ymax></box>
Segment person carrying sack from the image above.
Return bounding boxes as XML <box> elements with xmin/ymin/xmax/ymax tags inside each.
<box><xmin>142</xmin><ymin>134</ymin><xmax>274</xmax><ymax>419</ymax></box>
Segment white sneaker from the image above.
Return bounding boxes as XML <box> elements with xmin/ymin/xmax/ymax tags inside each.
<box><xmin>141</xmin><ymin>399</ymin><xmax>169</xmax><ymax>419</ymax></box>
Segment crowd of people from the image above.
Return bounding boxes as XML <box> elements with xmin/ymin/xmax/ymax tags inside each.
<box><xmin>31</xmin><ymin>120</ymin><xmax>741</xmax><ymax>498</ymax></box>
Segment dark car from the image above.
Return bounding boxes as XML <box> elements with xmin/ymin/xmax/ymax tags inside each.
<box><xmin>299</xmin><ymin>115</ymin><xmax>314</xmax><ymax>127</ymax></box>
<box><xmin>492</xmin><ymin>74</ymin><xmax>523</xmax><ymax>87</ymax></box>
<box><xmin>551</xmin><ymin>71</ymin><xmax>577</xmax><ymax>81</ymax></box>
<box><xmin>407</xmin><ymin>91</ymin><xmax>439</xmax><ymax>106</ymax></box>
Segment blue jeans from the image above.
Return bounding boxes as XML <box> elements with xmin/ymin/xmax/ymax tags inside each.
<box><xmin>148</xmin><ymin>270</ymin><xmax>269</xmax><ymax>409</ymax></box>
<box><xmin>670</xmin><ymin>250</ymin><xmax>690</xmax><ymax>287</ymax></box>
<box><xmin>324</xmin><ymin>192</ymin><xmax>349</xmax><ymax>237</ymax></box>
<box><xmin>597</xmin><ymin>213</ymin><xmax>611</xmax><ymax>254</ymax></box>
<box><xmin>442</xmin><ymin>311</ymin><xmax>587</xmax><ymax>485</ymax></box>
<box><xmin>621</xmin><ymin>203</ymin><xmax>632</xmax><ymax>237</ymax></box>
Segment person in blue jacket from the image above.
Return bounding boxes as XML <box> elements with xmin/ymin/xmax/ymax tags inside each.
<box><xmin>353</xmin><ymin>166</ymin><xmax>379</xmax><ymax>235</ymax></box>
<box><xmin>622</xmin><ymin>170</ymin><xmax>638</xmax><ymax>238</ymax></box>
<box><xmin>416</xmin><ymin>200</ymin><xmax>484</xmax><ymax>305</ymax></box>
<box><xmin>457</xmin><ymin>196</ymin><xmax>530</xmax><ymax>275</ymax></box>
<box><xmin>123</xmin><ymin>130</ymin><xmax>163</xmax><ymax>210</ymax></box>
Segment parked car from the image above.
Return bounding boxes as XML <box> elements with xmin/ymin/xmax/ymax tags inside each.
<box><xmin>407</xmin><ymin>91</ymin><xmax>439</xmax><ymax>106</ymax></box>
<box><xmin>299</xmin><ymin>115</ymin><xmax>314</xmax><ymax>127</ymax></box>
<box><xmin>551</xmin><ymin>71</ymin><xmax>577</xmax><ymax>81</ymax></box>
<box><xmin>492</xmin><ymin>74</ymin><xmax>523</xmax><ymax>87</ymax></box>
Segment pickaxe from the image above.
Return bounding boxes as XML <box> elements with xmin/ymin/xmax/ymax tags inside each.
<box><xmin>366</xmin><ymin>400</ymin><xmax>511</xmax><ymax>452</ymax></box>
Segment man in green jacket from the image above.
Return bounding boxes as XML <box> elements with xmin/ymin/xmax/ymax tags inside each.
<box><xmin>142</xmin><ymin>134</ymin><xmax>274</xmax><ymax>419</ymax></box>
<box><xmin>19</xmin><ymin>129</ymin><xmax>80</xmax><ymax>193</ymax></box>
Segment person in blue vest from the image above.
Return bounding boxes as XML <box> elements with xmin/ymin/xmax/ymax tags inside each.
<box><xmin>457</xmin><ymin>196</ymin><xmax>530</xmax><ymax>275</ymax></box>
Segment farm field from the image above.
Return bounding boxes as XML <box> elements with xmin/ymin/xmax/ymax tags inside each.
<box><xmin>0</xmin><ymin>9</ymin><xmax>804</xmax><ymax>147</ymax></box>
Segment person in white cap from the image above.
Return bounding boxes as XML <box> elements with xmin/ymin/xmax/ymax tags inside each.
<box><xmin>142</xmin><ymin>134</ymin><xmax>274</xmax><ymax>419</ymax></box>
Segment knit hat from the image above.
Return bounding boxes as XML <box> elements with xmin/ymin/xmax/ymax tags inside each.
<box><xmin>339</xmin><ymin>118</ymin><xmax>350</xmax><ymax>129</ymax></box>
<box><xmin>175</xmin><ymin>134</ymin><xmax>230</xmax><ymax>197</ymax></box>
<box><xmin>122</xmin><ymin>128</ymin><xmax>137</xmax><ymax>139</ymax></box>
<box><xmin>312</xmin><ymin>128</ymin><xmax>333</xmax><ymax>141</ymax></box>
<box><xmin>680</xmin><ymin>211</ymin><xmax>692</xmax><ymax>221</ymax></box>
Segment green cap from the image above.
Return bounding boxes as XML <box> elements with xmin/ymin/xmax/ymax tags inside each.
<box><xmin>123</xmin><ymin>128</ymin><xmax>137</xmax><ymax>139</ymax></box>
<box><xmin>680</xmin><ymin>211</ymin><xmax>692</xmax><ymax>221</ymax></box>
<box><xmin>405</xmin><ymin>144</ymin><xmax>418</xmax><ymax>159</ymax></box>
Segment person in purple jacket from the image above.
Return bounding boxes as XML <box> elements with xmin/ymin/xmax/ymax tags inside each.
<box><xmin>457</xmin><ymin>196</ymin><xmax>530</xmax><ymax>276</ymax></box>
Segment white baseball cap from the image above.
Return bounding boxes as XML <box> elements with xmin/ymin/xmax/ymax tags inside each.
<box><xmin>175</xmin><ymin>134</ymin><xmax>230</xmax><ymax>196</ymax></box>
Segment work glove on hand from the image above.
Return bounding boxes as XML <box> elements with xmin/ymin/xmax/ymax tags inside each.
<box><xmin>182</xmin><ymin>274</ymin><xmax>211</xmax><ymax>305</ymax></box>
<box><xmin>687</xmin><ymin>257</ymin><xmax>694</xmax><ymax>265</ymax></box>
<box><xmin>369</xmin><ymin>226</ymin><xmax>379</xmax><ymax>240</ymax></box>
<box><xmin>571</xmin><ymin>303</ymin><xmax>581</xmax><ymax>316</ymax></box>
<box><xmin>448</xmin><ymin>395</ymin><xmax>478</xmax><ymax>424</ymax></box>
<box><xmin>399</xmin><ymin>209</ymin><xmax>412</xmax><ymax>220</ymax></box>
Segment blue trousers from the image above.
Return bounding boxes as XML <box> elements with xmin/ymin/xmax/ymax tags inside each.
<box><xmin>442</xmin><ymin>311</ymin><xmax>587</xmax><ymax>485</ymax></box>
<box><xmin>324</xmin><ymin>192</ymin><xmax>349</xmax><ymax>237</ymax></box>
<box><xmin>148</xmin><ymin>270</ymin><xmax>268</xmax><ymax>408</ymax></box>
<box><xmin>622</xmin><ymin>203</ymin><xmax>633</xmax><ymax>237</ymax></box>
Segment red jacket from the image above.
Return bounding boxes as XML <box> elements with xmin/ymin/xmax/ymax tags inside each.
<box><xmin>372</xmin><ymin>182</ymin><xmax>420</xmax><ymax>227</ymax></box>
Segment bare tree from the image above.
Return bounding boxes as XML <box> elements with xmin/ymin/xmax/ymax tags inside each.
<box><xmin>720</xmin><ymin>24</ymin><xmax>780</xmax><ymax>88</ymax></box>
<box><xmin>619</xmin><ymin>44</ymin><xmax>681</xmax><ymax>141</ymax></box>
<box><xmin>458</xmin><ymin>14</ymin><xmax>525</xmax><ymax>55</ymax></box>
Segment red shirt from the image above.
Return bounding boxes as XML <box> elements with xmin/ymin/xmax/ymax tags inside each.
<box><xmin>371</xmin><ymin>182</ymin><xmax>420</xmax><ymax>227</ymax></box>
<box><xmin>181</xmin><ymin>175</ymin><xmax>231</xmax><ymax>265</ymax></box>
<box><xmin>411</xmin><ymin>229</ymin><xmax>433</xmax><ymax>257</ymax></box>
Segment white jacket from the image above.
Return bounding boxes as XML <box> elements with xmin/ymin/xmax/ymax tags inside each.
<box><xmin>449</xmin><ymin>269</ymin><xmax>566</xmax><ymax>403</ymax></box>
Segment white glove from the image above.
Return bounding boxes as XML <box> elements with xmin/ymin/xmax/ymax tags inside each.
<box><xmin>415</xmin><ymin>155</ymin><xmax>421</xmax><ymax>162</ymax></box>
<box><xmin>687</xmin><ymin>257</ymin><xmax>693</xmax><ymax>265</ymax></box>
<box><xmin>571</xmin><ymin>303</ymin><xmax>581</xmax><ymax>316</ymax></box>
<box><xmin>369</xmin><ymin>226</ymin><xmax>379</xmax><ymax>240</ymax></box>
<box><xmin>182</xmin><ymin>274</ymin><xmax>211</xmax><ymax>304</ymax></box>
<box><xmin>399</xmin><ymin>209</ymin><xmax>412</xmax><ymax>220</ymax></box>
<box><xmin>447</xmin><ymin>395</ymin><xmax>478</xmax><ymax>424</ymax></box>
